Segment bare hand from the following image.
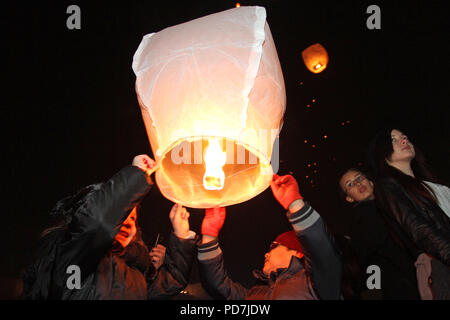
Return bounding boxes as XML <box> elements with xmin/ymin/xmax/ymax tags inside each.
<box><xmin>132</xmin><ymin>154</ymin><xmax>158</xmax><ymax>176</ymax></box>
<box><xmin>149</xmin><ymin>244</ymin><xmax>166</xmax><ymax>271</ymax></box>
<box><xmin>169</xmin><ymin>203</ymin><xmax>190</xmax><ymax>239</ymax></box>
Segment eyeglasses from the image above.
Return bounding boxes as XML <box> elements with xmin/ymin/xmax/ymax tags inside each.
<box><xmin>345</xmin><ymin>175</ymin><xmax>367</xmax><ymax>192</ymax></box>
<box><xmin>269</xmin><ymin>241</ymin><xmax>281</xmax><ymax>251</ymax></box>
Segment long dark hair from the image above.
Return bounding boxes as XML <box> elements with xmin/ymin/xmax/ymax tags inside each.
<box><xmin>44</xmin><ymin>190</ymin><xmax>154</xmax><ymax>275</ymax></box>
<box><xmin>42</xmin><ymin>185</ymin><xmax>150</xmax><ymax>259</ymax></box>
<box><xmin>40</xmin><ymin>184</ymin><xmax>101</xmax><ymax>238</ymax></box>
<box><xmin>111</xmin><ymin>225</ymin><xmax>154</xmax><ymax>276</ymax></box>
<box><xmin>366</xmin><ymin>127</ymin><xmax>441</xmax><ymax>207</ymax></box>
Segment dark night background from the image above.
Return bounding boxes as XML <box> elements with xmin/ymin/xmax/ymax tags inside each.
<box><xmin>2</xmin><ymin>0</ymin><xmax>449</xmax><ymax>299</ymax></box>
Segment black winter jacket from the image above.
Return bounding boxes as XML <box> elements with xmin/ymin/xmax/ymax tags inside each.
<box><xmin>375</xmin><ymin>178</ymin><xmax>450</xmax><ymax>267</ymax></box>
<box><xmin>22</xmin><ymin>165</ymin><xmax>196</xmax><ymax>299</ymax></box>
<box><xmin>346</xmin><ymin>200</ymin><xmax>419</xmax><ymax>299</ymax></box>
<box><xmin>197</xmin><ymin>202</ymin><xmax>342</xmax><ymax>300</ymax></box>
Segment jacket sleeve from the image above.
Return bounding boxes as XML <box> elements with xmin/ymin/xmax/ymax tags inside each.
<box><xmin>57</xmin><ymin>165</ymin><xmax>153</xmax><ymax>282</ymax></box>
<box><xmin>376</xmin><ymin>179</ymin><xmax>450</xmax><ymax>266</ymax></box>
<box><xmin>287</xmin><ymin>202</ymin><xmax>343</xmax><ymax>300</ymax></box>
<box><xmin>197</xmin><ymin>238</ymin><xmax>248</xmax><ymax>300</ymax></box>
<box><xmin>148</xmin><ymin>232</ymin><xmax>198</xmax><ymax>299</ymax></box>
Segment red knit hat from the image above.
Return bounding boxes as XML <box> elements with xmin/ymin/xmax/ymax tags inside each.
<box><xmin>273</xmin><ymin>231</ymin><xmax>303</xmax><ymax>253</ymax></box>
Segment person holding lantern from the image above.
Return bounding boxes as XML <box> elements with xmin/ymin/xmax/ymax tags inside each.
<box><xmin>21</xmin><ymin>155</ymin><xmax>197</xmax><ymax>300</ymax></box>
<box><xmin>197</xmin><ymin>174</ymin><xmax>342</xmax><ymax>300</ymax></box>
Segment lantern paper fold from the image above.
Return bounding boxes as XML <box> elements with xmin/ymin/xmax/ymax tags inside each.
<box><xmin>132</xmin><ymin>6</ymin><xmax>286</xmax><ymax>208</ymax></box>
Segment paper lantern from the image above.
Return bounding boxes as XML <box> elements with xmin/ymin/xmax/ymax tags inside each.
<box><xmin>132</xmin><ymin>6</ymin><xmax>286</xmax><ymax>208</ymax></box>
<box><xmin>301</xmin><ymin>43</ymin><xmax>328</xmax><ymax>73</ymax></box>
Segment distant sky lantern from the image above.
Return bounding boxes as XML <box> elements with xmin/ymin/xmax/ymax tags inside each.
<box><xmin>301</xmin><ymin>43</ymin><xmax>329</xmax><ymax>74</ymax></box>
<box><xmin>132</xmin><ymin>6</ymin><xmax>286</xmax><ymax>208</ymax></box>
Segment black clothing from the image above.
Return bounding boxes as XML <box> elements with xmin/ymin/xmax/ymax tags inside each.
<box><xmin>375</xmin><ymin>178</ymin><xmax>450</xmax><ymax>266</ymax></box>
<box><xmin>345</xmin><ymin>200</ymin><xmax>420</xmax><ymax>299</ymax></box>
<box><xmin>197</xmin><ymin>202</ymin><xmax>342</xmax><ymax>300</ymax></box>
<box><xmin>22</xmin><ymin>165</ymin><xmax>196</xmax><ymax>299</ymax></box>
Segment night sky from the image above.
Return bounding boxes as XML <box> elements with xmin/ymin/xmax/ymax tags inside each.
<box><xmin>3</xmin><ymin>0</ymin><xmax>449</xmax><ymax>296</ymax></box>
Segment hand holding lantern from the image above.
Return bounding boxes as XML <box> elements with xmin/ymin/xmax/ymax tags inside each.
<box><xmin>270</xmin><ymin>174</ymin><xmax>304</xmax><ymax>210</ymax></box>
<box><xmin>201</xmin><ymin>207</ymin><xmax>226</xmax><ymax>239</ymax></box>
<box><xmin>132</xmin><ymin>154</ymin><xmax>158</xmax><ymax>176</ymax></box>
<box><xmin>169</xmin><ymin>203</ymin><xmax>191</xmax><ymax>239</ymax></box>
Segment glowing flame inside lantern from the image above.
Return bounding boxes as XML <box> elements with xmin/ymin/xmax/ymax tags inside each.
<box><xmin>203</xmin><ymin>138</ymin><xmax>226</xmax><ymax>190</ymax></box>
<box><xmin>302</xmin><ymin>43</ymin><xmax>328</xmax><ymax>74</ymax></box>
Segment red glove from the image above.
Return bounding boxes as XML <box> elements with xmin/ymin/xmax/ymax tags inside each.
<box><xmin>201</xmin><ymin>207</ymin><xmax>226</xmax><ymax>238</ymax></box>
<box><xmin>270</xmin><ymin>174</ymin><xmax>303</xmax><ymax>210</ymax></box>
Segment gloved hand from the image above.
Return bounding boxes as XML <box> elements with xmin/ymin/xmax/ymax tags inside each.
<box><xmin>201</xmin><ymin>207</ymin><xmax>226</xmax><ymax>238</ymax></box>
<box><xmin>270</xmin><ymin>174</ymin><xmax>303</xmax><ymax>210</ymax></box>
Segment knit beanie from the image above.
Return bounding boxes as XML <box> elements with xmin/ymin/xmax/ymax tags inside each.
<box><xmin>274</xmin><ymin>231</ymin><xmax>303</xmax><ymax>254</ymax></box>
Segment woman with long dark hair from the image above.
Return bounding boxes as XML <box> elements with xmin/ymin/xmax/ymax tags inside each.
<box><xmin>367</xmin><ymin>128</ymin><xmax>450</xmax><ymax>299</ymax></box>
<box><xmin>22</xmin><ymin>155</ymin><xmax>197</xmax><ymax>300</ymax></box>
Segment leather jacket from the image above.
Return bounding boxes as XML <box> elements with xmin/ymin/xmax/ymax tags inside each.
<box><xmin>22</xmin><ymin>165</ymin><xmax>196</xmax><ymax>299</ymax></box>
<box><xmin>374</xmin><ymin>177</ymin><xmax>450</xmax><ymax>266</ymax></box>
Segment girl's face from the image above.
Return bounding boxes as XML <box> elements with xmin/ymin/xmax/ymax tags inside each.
<box><xmin>114</xmin><ymin>207</ymin><xmax>137</xmax><ymax>248</ymax></box>
<box><xmin>388</xmin><ymin>129</ymin><xmax>415</xmax><ymax>165</ymax></box>
<box><xmin>340</xmin><ymin>170</ymin><xmax>375</xmax><ymax>203</ymax></box>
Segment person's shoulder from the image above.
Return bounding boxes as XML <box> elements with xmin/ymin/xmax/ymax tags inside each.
<box><xmin>376</xmin><ymin>176</ymin><xmax>397</xmax><ymax>186</ymax></box>
<box><xmin>375</xmin><ymin>177</ymin><xmax>402</xmax><ymax>192</ymax></box>
<box><xmin>38</xmin><ymin>228</ymin><xmax>65</xmax><ymax>247</ymax></box>
<box><xmin>354</xmin><ymin>199</ymin><xmax>376</xmax><ymax>209</ymax></box>
<box><xmin>349</xmin><ymin>200</ymin><xmax>376</xmax><ymax>216</ymax></box>
<box><xmin>373</xmin><ymin>178</ymin><xmax>407</xmax><ymax>204</ymax></box>
<box><xmin>424</xmin><ymin>180</ymin><xmax>450</xmax><ymax>190</ymax></box>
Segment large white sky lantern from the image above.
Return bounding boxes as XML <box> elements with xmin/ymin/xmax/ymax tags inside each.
<box><xmin>132</xmin><ymin>6</ymin><xmax>286</xmax><ymax>208</ymax></box>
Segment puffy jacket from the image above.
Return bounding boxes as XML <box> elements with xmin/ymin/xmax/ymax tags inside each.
<box><xmin>374</xmin><ymin>177</ymin><xmax>450</xmax><ymax>266</ymax></box>
<box><xmin>22</xmin><ymin>165</ymin><xmax>196</xmax><ymax>299</ymax></box>
<box><xmin>197</xmin><ymin>202</ymin><xmax>342</xmax><ymax>300</ymax></box>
